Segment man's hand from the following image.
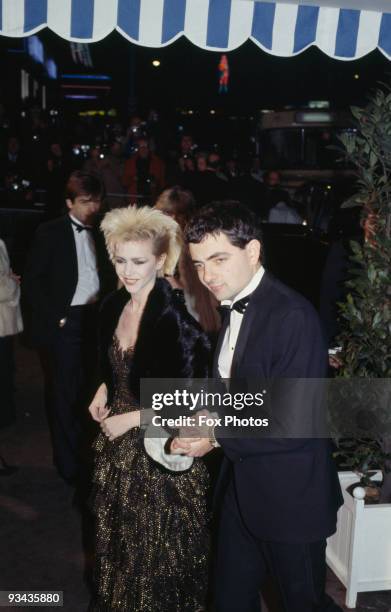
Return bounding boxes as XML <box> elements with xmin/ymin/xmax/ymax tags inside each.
<box><xmin>179</xmin><ymin>409</ymin><xmax>215</xmax><ymax>439</ymax></box>
<box><xmin>170</xmin><ymin>437</ymin><xmax>196</xmax><ymax>454</ymax></box>
<box><xmin>328</xmin><ymin>348</ymin><xmax>343</xmax><ymax>370</ymax></box>
<box><xmin>100</xmin><ymin>411</ymin><xmax>140</xmax><ymax>441</ymax></box>
<box><xmin>169</xmin><ymin>410</ymin><xmax>217</xmax><ymax>457</ymax></box>
<box><xmin>329</xmin><ymin>354</ymin><xmax>343</xmax><ymax>369</ymax></box>
<box><xmin>170</xmin><ymin>436</ymin><xmax>213</xmax><ymax>457</ymax></box>
<box><xmin>182</xmin><ymin>438</ymin><xmax>213</xmax><ymax>457</ymax></box>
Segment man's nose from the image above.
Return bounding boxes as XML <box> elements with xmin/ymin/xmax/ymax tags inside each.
<box><xmin>89</xmin><ymin>202</ymin><xmax>100</xmax><ymax>214</ymax></box>
<box><xmin>202</xmin><ymin>266</ymin><xmax>214</xmax><ymax>285</ymax></box>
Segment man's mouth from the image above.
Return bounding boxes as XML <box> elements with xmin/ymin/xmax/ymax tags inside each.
<box><xmin>208</xmin><ymin>284</ymin><xmax>223</xmax><ymax>292</ymax></box>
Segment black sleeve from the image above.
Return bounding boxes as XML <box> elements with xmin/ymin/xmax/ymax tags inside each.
<box><xmin>94</xmin><ymin>291</ymin><xmax>118</xmax><ymax>395</ymax></box>
<box><xmin>23</xmin><ymin>226</ymin><xmax>55</xmax><ymax>320</ymax></box>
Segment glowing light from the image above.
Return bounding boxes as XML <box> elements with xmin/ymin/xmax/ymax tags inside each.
<box><xmin>218</xmin><ymin>54</ymin><xmax>229</xmax><ymax>94</ymax></box>
<box><xmin>65</xmin><ymin>95</ymin><xmax>98</xmax><ymax>100</ymax></box>
<box><xmin>152</xmin><ymin>60</ymin><xmax>161</xmax><ymax>67</ymax></box>
<box><xmin>61</xmin><ymin>74</ymin><xmax>111</xmax><ymax>80</ymax></box>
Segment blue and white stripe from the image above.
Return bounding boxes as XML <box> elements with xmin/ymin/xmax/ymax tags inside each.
<box><xmin>0</xmin><ymin>0</ymin><xmax>390</xmax><ymax>60</ymax></box>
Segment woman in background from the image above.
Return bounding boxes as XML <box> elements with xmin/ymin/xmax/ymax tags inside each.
<box><xmin>155</xmin><ymin>186</ymin><xmax>220</xmax><ymax>338</ymax></box>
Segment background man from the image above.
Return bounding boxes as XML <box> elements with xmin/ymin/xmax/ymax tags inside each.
<box><xmin>122</xmin><ymin>136</ymin><xmax>165</xmax><ymax>201</ymax></box>
<box><xmin>23</xmin><ymin>171</ymin><xmax>113</xmax><ymax>483</ymax></box>
<box><xmin>177</xmin><ymin>201</ymin><xmax>343</xmax><ymax>612</ymax></box>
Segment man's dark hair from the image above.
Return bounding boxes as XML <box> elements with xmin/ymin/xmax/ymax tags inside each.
<box><xmin>184</xmin><ymin>201</ymin><xmax>263</xmax><ymax>251</ymax></box>
<box><xmin>65</xmin><ymin>171</ymin><xmax>105</xmax><ymax>203</ymax></box>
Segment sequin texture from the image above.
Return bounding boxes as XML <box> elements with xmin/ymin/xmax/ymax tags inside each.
<box><xmin>90</xmin><ymin>336</ymin><xmax>209</xmax><ymax>611</ymax></box>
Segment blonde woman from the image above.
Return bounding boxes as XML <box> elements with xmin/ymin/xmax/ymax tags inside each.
<box><xmin>88</xmin><ymin>205</ymin><xmax>210</xmax><ymax>611</ymax></box>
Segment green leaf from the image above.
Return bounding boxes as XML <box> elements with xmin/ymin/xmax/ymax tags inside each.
<box><xmin>369</xmin><ymin>151</ymin><xmax>378</xmax><ymax>167</ymax></box>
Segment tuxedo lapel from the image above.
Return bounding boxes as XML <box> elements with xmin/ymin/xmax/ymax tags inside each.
<box><xmin>213</xmin><ymin>315</ymin><xmax>229</xmax><ymax>377</ymax></box>
<box><xmin>230</xmin><ymin>272</ymin><xmax>271</xmax><ymax>377</ymax></box>
<box><xmin>230</xmin><ymin>305</ymin><xmax>257</xmax><ymax>377</ymax></box>
<box><xmin>213</xmin><ymin>272</ymin><xmax>273</xmax><ymax>378</ymax></box>
<box><xmin>64</xmin><ymin>216</ymin><xmax>78</xmax><ymax>273</ymax></box>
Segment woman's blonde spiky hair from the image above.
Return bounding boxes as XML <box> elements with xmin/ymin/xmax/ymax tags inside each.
<box><xmin>100</xmin><ymin>205</ymin><xmax>182</xmax><ymax>276</ymax></box>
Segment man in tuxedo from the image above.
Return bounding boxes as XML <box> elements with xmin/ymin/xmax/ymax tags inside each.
<box><xmin>177</xmin><ymin>201</ymin><xmax>343</xmax><ymax>611</ymax></box>
<box><xmin>23</xmin><ymin>171</ymin><xmax>113</xmax><ymax>483</ymax></box>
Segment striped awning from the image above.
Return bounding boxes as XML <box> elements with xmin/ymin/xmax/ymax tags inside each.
<box><xmin>1</xmin><ymin>0</ymin><xmax>391</xmax><ymax>60</ymax></box>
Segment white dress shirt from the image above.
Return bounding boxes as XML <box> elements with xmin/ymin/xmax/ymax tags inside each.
<box><xmin>69</xmin><ymin>215</ymin><xmax>100</xmax><ymax>306</ymax></box>
<box><xmin>268</xmin><ymin>201</ymin><xmax>303</xmax><ymax>225</ymax></box>
<box><xmin>218</xmin><ymin>265</ymin><xmax>265</xmax><ymax>378</ymax></box>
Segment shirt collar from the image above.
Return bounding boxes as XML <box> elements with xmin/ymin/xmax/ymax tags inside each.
<box><xmin>69</xmin><ymin>214</ymin><xmax>92</xmax><ymax>230</ymax></box>
<box><xmin>221</xmin><ymin>265</ymin><xmax>265</xmax><ymax>308</ymax></box>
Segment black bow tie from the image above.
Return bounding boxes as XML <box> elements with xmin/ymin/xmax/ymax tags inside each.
<box><xmin>70</xmin><ymin>219</ymin><xmax>92</xmax><ymax>233</ymax></box>
<box><xmin>217</xmin><ymin>294</ymin><xmax>252</xmax><ymax>320</ymax></box>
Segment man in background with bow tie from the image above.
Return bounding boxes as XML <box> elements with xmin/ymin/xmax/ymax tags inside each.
<box><xmin>24</xmin><ymin>171</ymin><xmax>113</xmax><ymax>484</ymax></box>
<box><xmin>176</xmin><ymin>201</ymin><xmax>343</xmax><ymax>611</ymax></box>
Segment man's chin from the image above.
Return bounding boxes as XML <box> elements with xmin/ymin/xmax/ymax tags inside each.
<box><xmin>209</xmin><ymin>286</ymin><xmax>228</xmax><ymax>300</ymax></box>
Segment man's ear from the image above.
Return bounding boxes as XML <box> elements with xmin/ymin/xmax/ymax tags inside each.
<box><xmin>246</xmin><ymin>239</ymin><xmax>261</xmax><ymax>265</ymax></box>
<box><xmin>66</xmin><ymin>198</ymin><xmax>73</xmax><ymax>211</ymax></box>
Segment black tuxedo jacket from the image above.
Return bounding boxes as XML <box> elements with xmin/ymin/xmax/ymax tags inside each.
<box><xmin>214</xmin><ymin>271</ymin><xmax>343</xmax><ymax>543</ymax></box>
<box><xmin>23</xmin><ymin>215</ymin><xmax>115</xmax><ymax>345</ymax></box>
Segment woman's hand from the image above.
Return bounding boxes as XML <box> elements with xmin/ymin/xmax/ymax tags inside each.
<box><xmin>88</xmin><ymin>383</ymin><xmax>110</xmax><ymax>422</ymax></box>
<box><xmin>100</xmin><ymin>411</ymin><xmax>140</xmax><ymax>441</ymax></box>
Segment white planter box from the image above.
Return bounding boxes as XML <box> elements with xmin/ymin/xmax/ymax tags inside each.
<box><xmin>326</xmin><ymin>471</ymin><xmax>391</xmax><ymax>608</ymax></box>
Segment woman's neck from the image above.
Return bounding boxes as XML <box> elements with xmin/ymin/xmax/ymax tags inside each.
<box><xmin>129</xmin><ymin>278</ymin><xmax>156</xmax><ymax>314</ymax></box>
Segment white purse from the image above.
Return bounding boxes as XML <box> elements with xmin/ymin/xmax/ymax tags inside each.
<box><xmin>143</xmin><ymin>424</ymin><xmax>194</xmax><ymax>472</ymax></box>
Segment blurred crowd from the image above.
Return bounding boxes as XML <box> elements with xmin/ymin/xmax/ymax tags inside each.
<box><xmin>0</xmin><ymin>108</ymin><xmax>306</xmax><ymax>225</ymax></box>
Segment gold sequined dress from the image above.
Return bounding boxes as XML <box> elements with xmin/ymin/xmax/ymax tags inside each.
<box><xmin>90</xmin><ymin>336</ymin><xmax>209</xmax><ymax>611</ymax></box>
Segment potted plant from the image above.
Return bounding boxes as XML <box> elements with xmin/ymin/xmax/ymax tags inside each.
<box><xmin>325</xmin><ymin>85</ymin><xmax>391</xmax><ymax>608</ymax></box>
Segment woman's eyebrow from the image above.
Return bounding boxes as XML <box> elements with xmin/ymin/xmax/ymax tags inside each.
<box><xmin>115</xmin><ymin>256</ymin><xmax>147</xmax><ymax>261</ymax></box>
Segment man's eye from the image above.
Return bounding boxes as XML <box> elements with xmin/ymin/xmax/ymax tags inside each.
<box><xmin>216</xmin><ymin>258</ymin><xmax>226</xmax><ymax>263</ymax></box>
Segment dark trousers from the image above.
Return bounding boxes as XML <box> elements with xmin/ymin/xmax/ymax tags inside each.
<box><xmin>40</xmin><ymin>305</ymin><xmax>98</xmax><ymax>481</ymax></box>
<box><xmin>215</xmin><ymin>483</ymin><xmax>343</xmax><ymax>612</ymax></box>
<box><xmin>0</xmin><ymin>335</ymin><xmax>16</xmax><ymax>427</ymax></box>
